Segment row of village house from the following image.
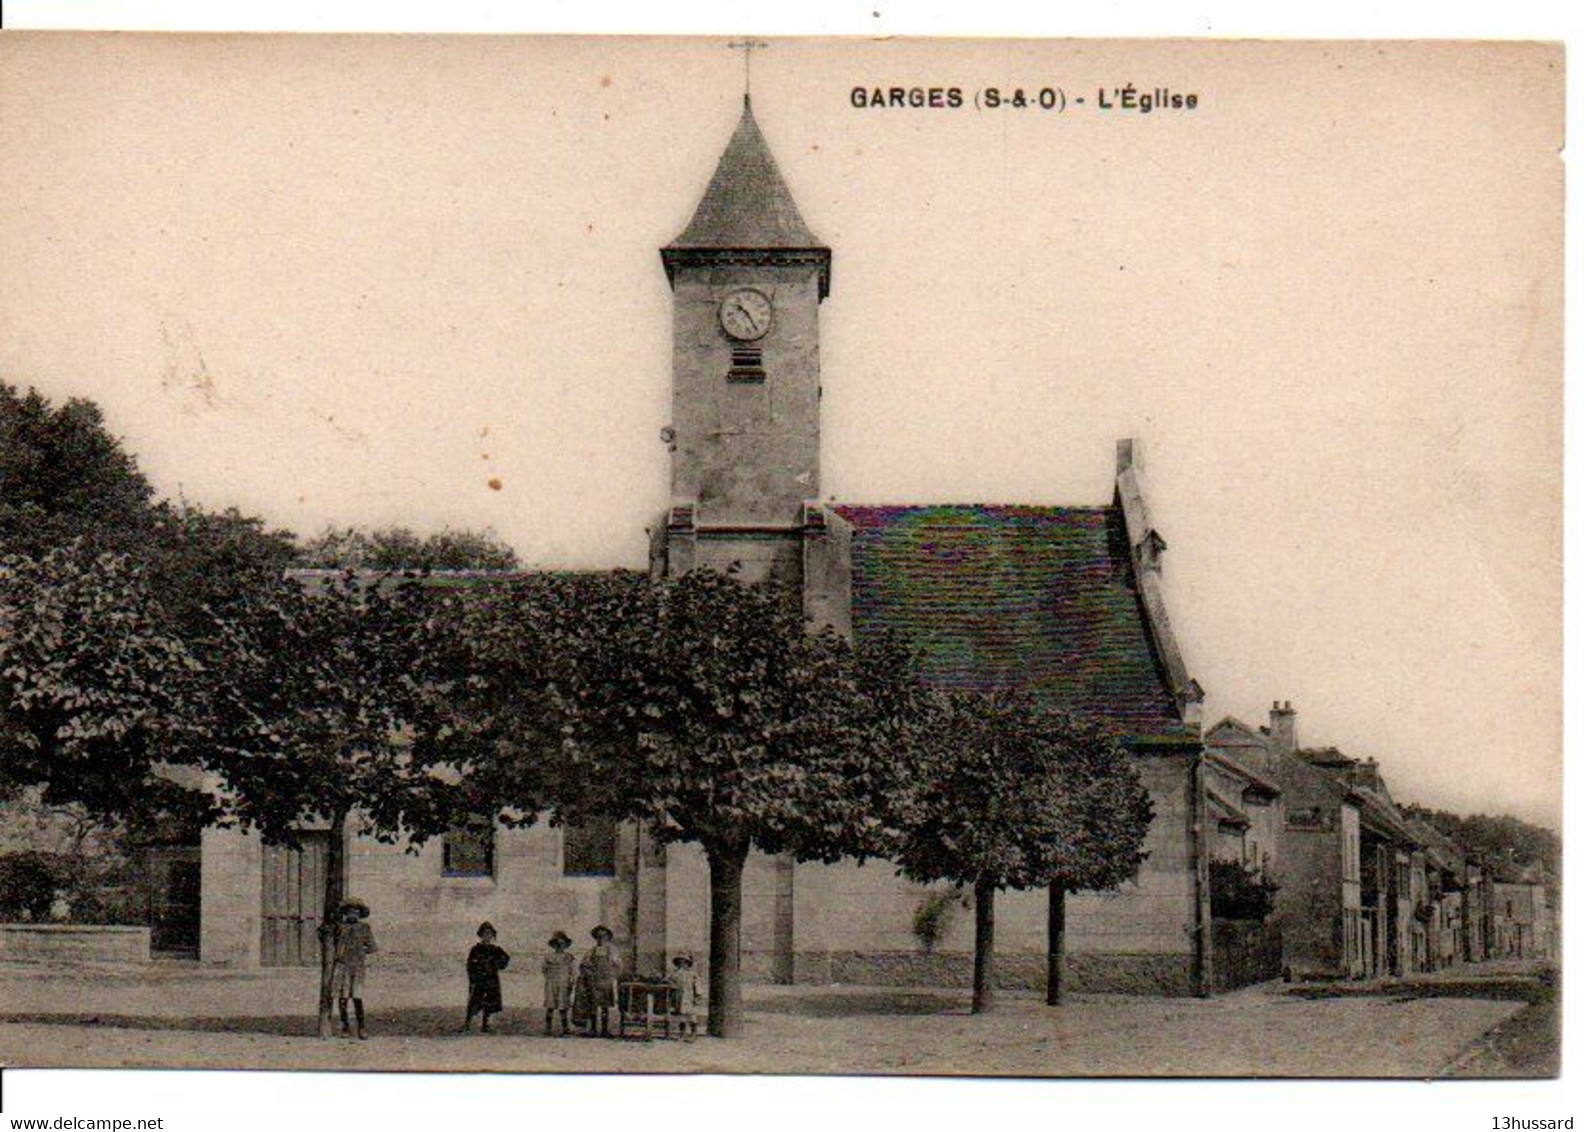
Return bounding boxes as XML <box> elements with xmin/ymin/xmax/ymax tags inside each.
<box><xmin>143</xmin><ymin>692</ymin><xmax>1553</xmax><ymax>991</ymax></box>
<box><xmin>1205</xmin><ymin>701</ymin><xmax>1555</xmax><ymax>982</ymax></box>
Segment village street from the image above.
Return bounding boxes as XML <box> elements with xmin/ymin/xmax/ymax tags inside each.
<box><xmin>0</xmin><ymin>960</ymin><xmax>1549</xmax><ymax>1078</ymax></box>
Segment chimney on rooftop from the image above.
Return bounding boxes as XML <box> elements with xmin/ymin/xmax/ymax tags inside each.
<box><xmin>1268</xmin><ymin>700</ymin><xmax>1297</xmax><ymax>760</ymax></box>
<box><xmin>1116</xmin><ymin>438</ymin><xmax>1140</xmax><ymax>477</ymax></box>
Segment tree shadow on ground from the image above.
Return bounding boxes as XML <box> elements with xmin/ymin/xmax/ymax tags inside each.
<box><xmin>1285</xmin><ymin>977</ymin><xmax>1549</xmax><ymax>1005</ymax></box>
<box><xmin>0</xmin><ymin>1007</ymin><xmax>635</xmax><ymax>1039</ymax></box>
<box><xmin>1458</xmin><ymin>997</ymin><xmax>1561</xmax><ymax>1077</ymax></box>
<box><xmin>2</xmin><ymin>992</ymin><xmax>970</xmax><ymax>1033</ymax></box>
<box><xmin>750</xmin><ymin>991</ymin><xmax>967</xmax><ymax>1017</ymax></box>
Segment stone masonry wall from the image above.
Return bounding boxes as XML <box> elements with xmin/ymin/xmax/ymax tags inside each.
<box><xmin>0</xmin><ymin>924</ymin><xmax>151</xmax><ymax>964</ymax></box>
<box><xmin>788</xmin><ymin>752</ymin><xmax>1200</xmax><ymax>990</ymax></box>
<box><xmin>669</xmin><ymin>265</ymin><xmax>823</xmax><ymax>529</ymax></box>
<box><xmin>201</xmin><ymin>818</ymin><xmax>632</xmax><ymax>975</ymax></box>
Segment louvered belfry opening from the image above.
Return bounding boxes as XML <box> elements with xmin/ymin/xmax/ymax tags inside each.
<box><xmin>728</xmin><ymin>344</ymin><xmax>765</xmax><ymax>382</ymax></box>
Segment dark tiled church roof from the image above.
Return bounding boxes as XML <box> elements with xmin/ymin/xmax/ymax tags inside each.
<box><xmin>833</xmin><ymin>503</ymin><xmax>1192</xmax><ymax>740</ymax></box>
<box><xmin>666</xmin><ymin>97</ymin><xmax>826</xmax><ymax>251</ymax></box>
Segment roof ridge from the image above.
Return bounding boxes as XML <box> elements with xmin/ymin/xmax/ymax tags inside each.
<box><xmin>831</xmin><ymin>502</ymin><xmax>1111</xmax><ymax>514</ymax></box>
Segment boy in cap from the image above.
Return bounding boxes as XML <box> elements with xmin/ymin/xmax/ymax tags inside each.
<box><xmin>331</xmin><ymin>898</ymin><xmax>377</xmax><ymax>1040</ymax></box>
<box><xmin>542</xmin><ymin>930</ymin><xmax>576</xmax><ymax>1036</ymax></box>
<box><xmin>462</xmin><ymin>921</ymin><xmax>511</xmax><ymax>1033</ymax></box>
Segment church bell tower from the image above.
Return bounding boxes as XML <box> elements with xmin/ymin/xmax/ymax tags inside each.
<box><xmin>658</xmin><ymin>95</ymin><xmax>832</xmax><ymax>584</ymax></box>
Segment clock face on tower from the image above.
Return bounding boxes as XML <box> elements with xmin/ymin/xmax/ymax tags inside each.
<box><xmin>718</xmin><ymin>288</ymin><xmax>773</xmax><ymax>341</ymax></box>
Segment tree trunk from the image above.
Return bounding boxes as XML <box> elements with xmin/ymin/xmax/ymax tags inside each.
<box><xmin>1046</xmin><ymin>883</ymin><xmax>1067</xmax><ymax>1006</ymax></box>
<box><xmin>316</xmin><ymin>810</ymin><xmax>347</xmax><ymax>1039</ymax></box>
<box><xmin>706</xmin><ymin>840</ymin><xmax>749</xmax><ymax>1039</ymax></box>
<box><xmin>972</xmin><ymin>876</ymin><xmax>996</xmax><ymax>1014</ymax></box>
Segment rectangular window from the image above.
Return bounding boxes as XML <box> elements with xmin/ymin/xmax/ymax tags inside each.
<box><xmin>443</xmin><ymin>815</ymin><xmax>495</xmax><ymax>878</ymax></box>
<box><xmin>563</xmin><ymin>815</ymin><xmax>619</xmax><ymax>877</ymax></box>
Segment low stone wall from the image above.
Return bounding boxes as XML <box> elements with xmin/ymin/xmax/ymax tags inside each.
<box><xmin>800</xmin><ymin>950</ymin><xmax>1196</xmax><ymax>996</ymax></box>
<box><xmin>1211</xmin><ymin>919</ymin><xmax>1283</xmax><ymax>992</ymax></box>
<box><xmin>353</xmin><ymin>947</ymin><xmax>1198</xmax><ymax>998</ymax></box>
<box><xmin>1063</xmin><ymin>953</ymin><xmax>1197</xmax><ymax>997</ymax></box>
<box><xmin>0</xmin><ymin>924</ymin><xmax>152</xmax><ymax>964</ymax></box>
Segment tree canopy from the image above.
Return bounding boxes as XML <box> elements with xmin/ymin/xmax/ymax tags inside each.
<box><xmin>193</xmin><ymin>569</ymin><xmax>448</xmax><ymax>1036</ymax></box>
<box><xmin>896</xmin><ymin>690</ymin><xmax>1150</xmax><ymax>894</ymax></box>
<box><xmin>297</xmin><ymin>525</ymin><xmax>520</xmax><ymax>572</ymax></box>
<box><xmin>0</xmin><ymin>544</ymin><xmax>211</xmax><ymax>825</ymax></box>
<box><xmin>0</xmin><ymin>385</ymin><xmax>295</xmax><ymax>826</ymax></box>
<box><xmin>894</xmin><ymin>689</ymin><xmax>1152</xmax><ymax>1011</ymax></box>
<box><xmin>1400</xmin><ymin>804</ymin><xmax>1560</xmax><ymax>883</ymax></box>
<box><xmin>0</xmin><ymin>383</ymin><xmax>154</xmax><ymax>560</ymax></box>
<box><xmin>414</xmin><ymin>568</ymin><xmax>912</xmax><ymax>1036</ymax></box>
<box><xmin>194</xmin><ymin>571</ymin><xmax>443</xmax><ymax>846</ymax></box>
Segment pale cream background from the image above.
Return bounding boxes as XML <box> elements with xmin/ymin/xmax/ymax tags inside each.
<box><xmin>0</xmin><ymin>34</ymin><xmax>1562</xmax><ymax>826</ymax></box>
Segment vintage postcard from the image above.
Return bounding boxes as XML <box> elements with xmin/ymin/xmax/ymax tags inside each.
<box><xmin>0</xmin><ymin>32</ymin><xmax>1562</xmax><ymax>1084</ymax></box>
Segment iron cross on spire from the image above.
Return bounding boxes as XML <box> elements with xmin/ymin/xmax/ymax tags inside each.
<box><xmin>727</xmin><ymin>38</ymin><xmax>769</xmax><ymax>104</ymax></box>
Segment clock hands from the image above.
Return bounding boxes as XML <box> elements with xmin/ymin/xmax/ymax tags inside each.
<box><xmin>719</xmin><ymin>289</ymin><xmax>771</xmax><ymax>341</ymax></box>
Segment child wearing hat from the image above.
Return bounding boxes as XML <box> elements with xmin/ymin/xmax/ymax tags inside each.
<box><xmin>541</xmin><ymin>930</ymin><xmax>576</xmax><ymax>1036</ymax></box>
<box><xmin>331</xmin><ymin>898</ymin><xmax>377</xmax><ymax>1040</ymax></box>
<box><xmin>580</xmin><ymin>925</ymin><xmax>621</xmax><ymax>1038</ymax></box>
<box><xmin>668</xmin><ymin>952</ymin><xmax>700</xmax><ymax>1042</ymax></box>
<box><xmin>461</xmin><ymin>921</ymin><xmax>511</xmax><ymax>1033</ymax></box>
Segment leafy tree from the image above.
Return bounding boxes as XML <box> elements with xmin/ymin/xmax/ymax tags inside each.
<box><xmin>894</xmin><ymin>690</ymin><xmax>1152</xmax><ymax>1013</ymax></box>
<box><xmin>911</xmin><ymin>886</ymin><xmax>968</xmax><ymax>954</ymax></box>
<box><xmin>0</xmin><ymin>784</ymin><xmax>117</xmax><ymax>860</ymax></box>
<box><xmin>0</xmin><ymin>784</ymin><xmax>150</xmax><ymax>925</ymax></box>
<box><xmin>0</xmin><ymin>383</ymin><xmax>155</xmax><ymax>561</ymax></box>
<box><xmin>1400</xmin><ymin>804</ymin><xmax>1560</xmax><ymax>882</ymax></box>
<box><xmin>1208</xmin><ymin>858</ymin><xmax>1280</xmax><ymax>922</ymax></box>
<box><xmin>142</xmin><ymin>503</ymin><xmax>298</xmax><ymax>635</ymax></box>
<box><xmin>402</xmin><ymin>573</ymin><xmax>598</xmax><ymax>838</ymax></box>
<box><xmin>419</xmin><ymin>569</ymin><xmax>909</xmax><ymax>1038</ymax></box>
<box><xmin>0</xmin><ymin>385</ymin><xmax>295</xmax><ymax>831</ymax></box>
<box><xmin>2</xmin><ymin>383</ymin><xmax>297</xmax><ymax>590</ymax></box>
<box><xmin>0</xmin><ymin>544</ymin><xmax>212</xmax><ymax>826</ymax></box>
<box><xmin>194</xmin><ymin>570</ymin><xmax>443</xmax><ymax>1037</ymax></box>
<box><xmin>298</xmin><ymin>525</ymin><xmax>519</xmax><ymax>572</ymax></box>
<box><xmin>0</xmin><ymin>850</ymin><xmax>74</xmax><ymax>921</ymax></box>
<box><xmin>1041</xmin><ymin>716</ymin><xmax>1156</xmax><ymax>1005</ymax></box>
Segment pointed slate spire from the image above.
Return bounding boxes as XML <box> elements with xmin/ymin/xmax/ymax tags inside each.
<box><xmin>662</xmin><ymin>96</ymin><xmax>832</xmax><ymax>297</ymax></box>
<box><xmin>670</xmin><ymin>95</ymin><xmax>823</xmax><ymax>249</ymax></box>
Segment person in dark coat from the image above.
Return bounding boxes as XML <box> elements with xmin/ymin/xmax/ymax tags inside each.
<box><xmin>461</xmin><ymin>921</ymin><xmax>510</xmax><ymax>1033</ymax></box>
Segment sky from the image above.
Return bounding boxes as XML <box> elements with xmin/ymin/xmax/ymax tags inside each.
<box><xmin>0</xmin><ymin>34</ymin><xmax>1562</xmax><ymax>827</ymax></box>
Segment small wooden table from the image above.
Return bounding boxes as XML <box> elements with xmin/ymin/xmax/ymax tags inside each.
<box><xmin>618</xmin><ymin>979</ymin><xmax>678</xmax><ymax>1040</ymax></box>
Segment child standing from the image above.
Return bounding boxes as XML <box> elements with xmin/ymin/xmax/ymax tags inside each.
<box><xmin>462</xmin><ymin>921</ymin><xmax>510</xmax><ymax>1033</ymax></box>
<box><xmin>330</xmin><ymin>897</ymin><xmax>377</xmax><ymax>1040</ymax></box>
<box><xmin>581</xmin><ymin>925</ymin><xmax>620</xmax><ymax>1037</ymax></box>
<box><xmin>541</xmin><ymin>930</ymin><xmax>576</xmax><ymax>1036</ymax></box>
<box><xmin>668</xmin><ymin>952</ymin><xmax>700</xmax><ymax>1041</ymax></box>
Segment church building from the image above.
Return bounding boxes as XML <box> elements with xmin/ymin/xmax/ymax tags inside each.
<box><xmin>196</xmin><ymin>96</ymin><xmax>1215</xmax><ymax>996</ymax></box>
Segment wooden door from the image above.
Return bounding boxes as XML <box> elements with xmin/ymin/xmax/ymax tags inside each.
<box><xmin>147</xmin><ymin>847</ymin><xmax>202</xmax><ymax>956</ymax></box>
<box><xmin>260</xmin><ymin>832</ymin><xmax>331</xmax><ymax>967</ymax></box>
